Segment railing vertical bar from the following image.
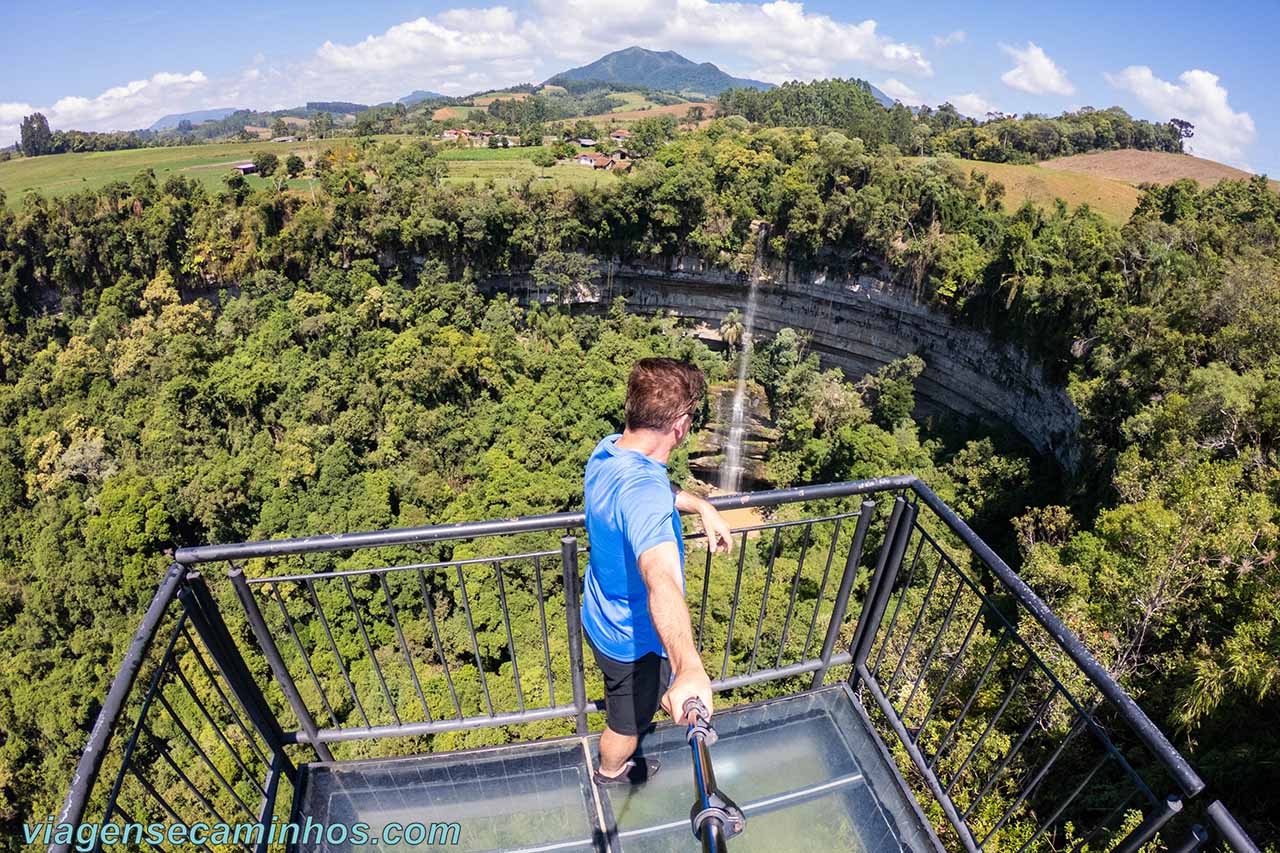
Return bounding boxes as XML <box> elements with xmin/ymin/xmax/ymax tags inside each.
<box><xmin>99</xmin><ymin>611</ymin><xmax>187</xmax><ymax>828</ymax></box>
<box><xmin>111</xmin><ymin>803</ymin><xmax>167</xmax><ymax>853</ymax></box>
<box><xmin>1113</xmin><ymin>795</ymin><xmax>1184</xmax><ymax>853</ymax></box>
<box><xmin>848</xmin><ymin>499</ymin><xmax>910</xmax><ymax>687</ymax></box>
<box><xmin>884</xmin><ymin>548</ymin><xmax>950</xmax><ymax>699</ymax></box>
<box><xmin>416</xmin><ymin>568</ymin><xmax>462</xmax><ymax>719</ymax></box>
<box><xmin>775</xmin><ymin>522</ymin><xmax>812</xmax><ymax>668</ymax></box>
<box><xmin>144</xmin><ymin>724</ymin><xmax>234</xmax><ymax>826</ymax></box>
<box><xmin>562</xmin><ymin>536</ymin><xmax>589</xmax><ymax>735</ymax></box>
<box><xmin>916</xmin><ymin>603</ymin><xmax>986</xmax><ymax>737</ymax></box>
<box><xmin>154</xmin><ymin>691</ymin><xmax>257</xmax><ymax>818</ymax></box>
<box><xmin>747</xmin><ymin>527</ymin><xmax>781</xmax><ymax>674</ymax></box>
<box><xmin>179</xmin><ymin>624</ymin><xmax>271</xmax><ymax>768</ymax></box>
<box><xmin>306</xmin><ymin>578</ymin><xmax>371</xmax><ymax>727</ymax></box>
<box><xmin>977</xmin><ymin>712</ymin><xmax>1111</xmax><ymax>845</ymax></box>
<box><xmin>811</xmin><ymin>501</ymin><xmax>875</xmax><ymax>688</ymax></box>
<box><xmin>493</xmin><ymin>560</ymin><xmax>525</xmax><ymax>711</ymax></box>
<box><xmin>341</xmin><ymin>575</ymin><xmax>400</xmax><ymax>725</ymax></box>
<box><xmin>899</xmin><ymin>578</ymin><xmax>966</xmax><ymax>720</ymax></box>
<box><xmin>168</xmin><ymin>654</ymin><xmax>266</xmax><ymax>797</ymax></box>
<box><xmin>720</xmin><ymin>531</ymin><xmax>749</xmax><ymax>680</ymax></box>
<box><xmin>801</xmin><ymin>516</ymin><xmax>844</xmax><ymax>660</ymax></box>
<box><xmin>696</xmin><ymin>545</ymin><xmax>713</xmax><ymax>651</ymax></box>
<box><xmin>927</xmin><ymin>632</ymin><xmax>1010</xmax><ymax>771</ymax></box>
<box><xmin>532</xmin><ymin>554</ymin><xmax>556</xmax><ymax>706</ymax></box>
<box><xmin>127</xmin><ymin>769</ymin><xmax>218</xmax><ymax>853</ymax></box>
<box><xmin>253</xmin><ymin>752</ymin><xmax>287</xmax><ymax>853</ymax></box>
<box><xmin>54</xmin><ymin>561</ymin><xmax>186</xmax><ymax>849</ymax></box>
<box><xmin>229</xmin><ymin>569</ymin><xmax>335</xmax><ymax>762</ymax></box>
<box><xmin>267</xmin><ymin>582</ymin><xmax>339</xmax><ymax>728</ymax></box>
<box><xmin>870</xmin><ymin>530</ymin><xmax>926</xmax><ymax>677</ymax></box>
<box><xmin>1068</xmin><ymin>787</ymin><xmax>1141</xmax><ymax>853</ymax></box>
<box><xmin>379</xmin><ymin>573</ymin><xmax>431</xmax><ymax>723</ymax></box>
<box><xmin>1014</xmin><ymin>752</ymin><xmax>1112</xmax><ymax>853</ymax></box>
<box><xmin>455</xmin><ymin>562</ymin><xmax>494</xmax><ymax>716</ymax></box>
<box><xmin>942</xmin><ymin>659</ymin><xmax>1035</xmax><ymax>797</ymax></box>
<box><xmin>961</xmin><ymin>688</ymin><xmax>1062</xmax><ymax>821</ymax></box>
<box><xmin>182</xmin><ymin>571</ymin><xmax>294</xmax><ymax>780</ymax></box>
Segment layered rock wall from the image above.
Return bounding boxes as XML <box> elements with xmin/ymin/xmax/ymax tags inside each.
<box><xmin>480</xmin><ymin>256</ymin><xmax>1080</xmax><ymax>471</ymax></box>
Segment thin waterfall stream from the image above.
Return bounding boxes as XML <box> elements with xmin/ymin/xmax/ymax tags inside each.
<box><xmin>719</xmin><ymin>225</ymin><xmax>768</xmax><ymax>492</ymax></box>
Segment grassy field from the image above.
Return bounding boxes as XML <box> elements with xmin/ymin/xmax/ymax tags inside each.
<box><xmin>909</xmin><ymin>157</ymin><xmax>1142</xmax><ymax>225</ymax></box>
<box><xmin>0</xmin><ymin>139</ymin><xmax>327</xmax><ymax>208</ymax></box>
<box><xmin>442</xmin><ymin>159</ymin><xmax>618</xmax><ymax>190</ymax></box>
<box><xmin>436</xmin><ymin>146</ymin><xmax>549</xmax><ymax>161</ymax></box>
<box><xmin>1040</xmin><ymin>149</ymin><xmax>1280</xmax><ymax>192</ymax></box>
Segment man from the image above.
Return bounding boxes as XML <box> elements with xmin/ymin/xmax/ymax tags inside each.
<box><xmin>582</xmin><ymin>357</ymin><xmax>734</xmax><ymax>784</ymax></box>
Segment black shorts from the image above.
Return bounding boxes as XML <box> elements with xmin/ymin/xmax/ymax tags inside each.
<box><xmin>587</xmin><ymin>636</ymin><xmax>672</xmax><ymax>736</ymax></box>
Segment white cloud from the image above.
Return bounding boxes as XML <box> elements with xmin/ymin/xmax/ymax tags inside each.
<box><xmin>0</xmin><ymin>72</ymin><xmax>209</xmax><ymax>147</ymax></box>
<box><xmin>2</xmin><ymin>1</ymin><xmax>933</xmax><ymax>145</ymax></box>
<box><xmin>528</xmin><ymin>0</ymin><xmax>933</xmax><ymax>80</ymax></box>
<box><xmin>999</xmin><ymin>42</ymin><xmax>1074</xmax><ymax>96</ymax></box>
<box><xmin>880</xmin><ymin>78</ymin><xmax>923</xmax><ymax>107</ymax></box>
<box><xmin>949</xmin><ymin>93</ymin><xmax>1000</xmax><ymax>118</ymax></box>
<box><xmin>316</xmin><ymin>8</ymin><xmax>531</xmax><ymax>72</ymax></box>
<box><xmin>933</xmin><ymin>30</ymin><xmax>966</xmax><ymax>47</ymax></box>
<box><xmin>1105</xmin><ymin>66</ymin><xmax>1255</xmax><ymax>168</ymax></box>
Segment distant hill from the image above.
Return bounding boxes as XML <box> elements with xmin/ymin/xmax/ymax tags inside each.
<box><xmin>1040</xmin><ymin>149</ymin><xmax>1279</xmax><ymax>191</ymax></box>
<box><xmin>547</xmin><ymin>46</ymin><xmax>772</xmax><ymax>96</ymax></box>
<box><xmin>304</xmin><ymin>101</ymin><xmax>369</xmax><ymax>115</ymax></box>
<box><xmin>866</xmin><ymin>85</ymin><xmax>895</xmax><ymax>109</ymax></box>
<box><xmin>398</xmin><ymin>90</ymin><xmax>447</xmax><ymax>107</ymax></box>
<box><xmin>149</xmin><ymin>108</ymin><xmax>240</xmax><ymax>131</ymax></box>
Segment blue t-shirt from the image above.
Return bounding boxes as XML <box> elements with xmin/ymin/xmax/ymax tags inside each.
<box><xmin>582</xmin><ymin>433</ymin><xmax>684</xmax><ymax>662</ymax></box>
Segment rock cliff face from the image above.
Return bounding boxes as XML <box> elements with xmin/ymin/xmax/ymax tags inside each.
<box><xmin>479</xmin><ymin>255</ymin><xmax>1081</xmax><ymax>471</ymax></box>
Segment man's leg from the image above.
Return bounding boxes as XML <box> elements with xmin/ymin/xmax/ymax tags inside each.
<box><xmin>597</xmin><ymin>728</ymin><xmax>639</xmax><ymax>777</ymax></box>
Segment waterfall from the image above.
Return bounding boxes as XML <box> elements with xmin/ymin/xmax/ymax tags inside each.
<box><xmin>719</xmin><ymin>225</ymin><xmax>767</xmax><ymax>492</ymax></box>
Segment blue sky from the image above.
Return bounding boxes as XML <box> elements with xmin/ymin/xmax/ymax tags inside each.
<box><xmin>2</xmin><ymin>0</ymin><xmax>1276</xmax><ymax>173</ymax></box>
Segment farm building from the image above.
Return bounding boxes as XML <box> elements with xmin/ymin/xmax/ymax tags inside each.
<box><xmin>233</xmin><ymin>163</ymin><xmax>256</xmax><ymax>175</ymax></box>
<box><xmin>576</xmin><ymin>137</ymin><xmax>597</xmax><ymax>147</ymax></box>
<box><xmin>609</xmin><ymin>129</ymin><xmax>632</xmax><ymax>143</ymax></box>
<box><xmin>575</xmin><ymin>152</ymin><xmax>612</xmax><ymax>168</ymax></box>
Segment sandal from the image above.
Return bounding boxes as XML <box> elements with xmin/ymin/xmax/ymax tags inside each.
<box><xmin>593</xmin><ymin>756</ymin><xmax>661</xmax><ymax>785</ymax></box>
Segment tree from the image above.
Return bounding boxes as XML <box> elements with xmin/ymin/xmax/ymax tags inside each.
<box><xmin>309</xmin><ymin>112</ymin><xmax>334</xmax><ymax>139</ymax></box>
<box><xmin>688</xmin><ymin>105</ymin><xmax>706</xmax><ymax>123</ymax></box>
<box><xmin>271</xmin><ymin>117</ymin><xmax>290</xmax><ymax>138</ymax></box>
<box><xmin>253</xmin><ymin>151</ymin><xmax>280</xmax><ymax>178</ymax></box>
<box><xmin>1170</xmin><ymin>117</ymin><xmax>1195</xmax><ymax>139</ymax></box>
<box><xmin>285</xmin><ymin>154</ymin><xmax>305</xmax><ymax>177</ymax></box>
<box><xmin>719</xmin><ymin>309</ymin><xmax>744</xmax><ymax>351</ymax></box>
<box><xmin>19</xmin><ymin>113</ymin><xmax>52</xmax><ymax>157</ymax></box>
<box><xmin>530</xmin><ymin>251</ymin><xmax>596</xmax><ymax>306</ymax></box>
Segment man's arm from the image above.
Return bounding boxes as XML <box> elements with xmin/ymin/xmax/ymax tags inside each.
<box><xmin>638</xmin><ymin>540</ymin><xmax>714</xmax><ymax>723</ymax></box>
<box><xmin>673</xmin><ymin>488</ymin><xmax>734</xmax><ymax>555</ymax></box>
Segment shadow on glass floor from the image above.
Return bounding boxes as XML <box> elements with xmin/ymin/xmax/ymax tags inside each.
<box><xmin>294</xmin><ymin>686</ymin><xmax>940</xmax><ymax>853</ymax></box>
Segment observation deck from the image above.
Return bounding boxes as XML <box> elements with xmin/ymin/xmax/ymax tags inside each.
<box><xmin>54</xmin><ymin>477</ymin><xmax>1260</xmax><ymax>853</ymax></box>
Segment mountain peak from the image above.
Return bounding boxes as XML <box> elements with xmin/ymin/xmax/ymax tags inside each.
<box><xmin>546</xmin><ymin>47</ymin><xmax>773</xmax><ymax>96</ymax></box>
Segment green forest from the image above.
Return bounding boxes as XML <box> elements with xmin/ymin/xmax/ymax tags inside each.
<box><xmin>0</xmin><ymin>116</ymin><xmax>1277</xmax><ymax>848</ymax></box>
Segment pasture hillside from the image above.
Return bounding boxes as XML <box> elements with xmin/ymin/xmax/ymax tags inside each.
<box><xmin>0</xmin><ymin>139</ymin><xmax>323</xmax><ymax>207</ymax></box>
<box><xmin>1041</xmin><ymin>149</ymin><xmax>1279</xmax><ymax>191</ymax></box>
<box><xmin>910</xmin><ymin>157</ymin><xmax>1143</xmax><ymax>225</ymax></box>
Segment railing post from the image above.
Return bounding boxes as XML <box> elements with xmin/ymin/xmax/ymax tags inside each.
<box><xmin>810</xmin><ymin>500</ymin><xmax>875</xmax><ymax>689</ymax></box>
<box><xmin>849</xmin><ymin>497</ymin><xmax>917</xmax><ymax>689</ymax></box>
<box><xmin>562</xmin><ymin>536</ymin><xmax>589</xmax><ymax>735</ymax></box>
<box><xmin>1115</xmin><ymin>794</ymin><xmax>1183</xmax><ymax>853</ymax></box>
<box><xmin>178</xmin><ymin>571</ymin><xmax>297</xmax><ymax>782</ymax></box>
<box><xmin>52</xmin><ymin>562</ymin><xmax>186</xmax><ymax>853</ymax></box>
<box><xmin>229</xmin><ymin>567</ymin><xmax>335</xmax><ymax>762</ymax></box>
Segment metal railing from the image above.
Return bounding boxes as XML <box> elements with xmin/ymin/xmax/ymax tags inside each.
<box><xmin>52</xmin><ymin>476</ymin><xmax>1262</xmax><ymax>853</ymax></box>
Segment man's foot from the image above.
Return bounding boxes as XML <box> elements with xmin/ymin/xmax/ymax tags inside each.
<box><xmin>593</xmin><ymin>756</ymin><xmax>661</xmax><ymax>785</ymax></box>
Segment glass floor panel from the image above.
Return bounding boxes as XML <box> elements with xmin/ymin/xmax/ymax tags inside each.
<box><xmin>293</xmin><ymin>686</ymin><xmax>939</xmax><ymax>853</ymax></box>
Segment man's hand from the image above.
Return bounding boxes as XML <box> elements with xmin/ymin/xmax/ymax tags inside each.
<box><xmin>674</xmin><ymin>488</ymin><xmax>734</xmax><ymax>555</ymax></box>
<box><xmin>662</xmin><ymin>663</ymin><xmax>714</xmax><ymax>724</ymax></box>
<box><xmin>699</xmin><ymin>506</ymin><xmax>734</xmax><ymax>555</ymax></box>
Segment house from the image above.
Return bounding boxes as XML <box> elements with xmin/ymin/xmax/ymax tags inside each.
<box><xmin>233</xmin><ymin>162</ymin><xmax>256</xmax><ymax>175</ymax></box>
<box><xmin>575</xmin><ymin>152</ymin><xmax>612</xmax><ymax>168</ymax></box>
<box><xmin>440</xmin><ymin>128</ymin><xmax>472</xmax><ymax>141</ymax></box>
<box><xmin>270</xmin><ymin>135</ymin><xmax>299</xmax><ymax>143</ymax></box>
<box><xmin>606</xmin><ymin>159</ymin><xmax>631</xmax><ymax>173</ymax></box>
<box><xmin>609</xmin><ymin>129</ymin><xmax>632</xmax><ymax>143</ymax></box>
<box><xmin>576</xmin><ymin>137</ymin><xmax>597</xmax><ymax>147</ymax></box>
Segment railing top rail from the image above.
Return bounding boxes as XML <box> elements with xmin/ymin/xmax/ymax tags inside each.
<box><xmin>905</xmin><ymin>480</ymin><xmax>1206</xmax><ymax>799</ymax></box>
<box><xmin>173</xmin><ymin>475</ymin><xmax>917</xmax><ymax>564</ymax></box>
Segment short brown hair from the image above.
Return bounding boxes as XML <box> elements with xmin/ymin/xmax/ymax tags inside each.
<box><xmin>625</xmin><ymin>358</ymin><xmax>707</xmax><ymax>431</ymax></box>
